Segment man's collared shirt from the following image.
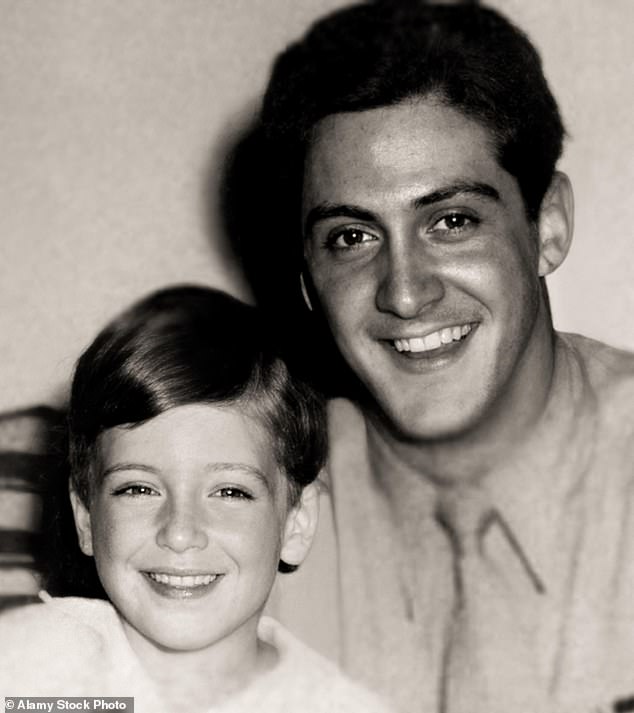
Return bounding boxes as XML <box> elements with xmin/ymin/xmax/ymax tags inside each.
<box><xmin>267</xmin><ymin>332</ymin><xmax>634</xmax><ymax>713</ymax></box>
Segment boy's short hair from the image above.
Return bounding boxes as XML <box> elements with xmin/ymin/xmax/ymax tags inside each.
<box><xmin>261</xmin><ymin>0</ymin><xmax>565</xmax><ymax>222</ymax></box>
<box><xmin>69</xmin><ymin>285</ymin><xmax>326</xmax><ymax>508</ymax></box>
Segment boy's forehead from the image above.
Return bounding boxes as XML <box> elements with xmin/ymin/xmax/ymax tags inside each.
<box><xmin>95</xmin><ymin>404</ymin><xmax>281</xmax><ymax>483</ymax></box>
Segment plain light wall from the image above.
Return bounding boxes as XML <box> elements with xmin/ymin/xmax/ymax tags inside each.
<box><xmin>1</xmin><ymin>0</ymin><xmax>632</xmax><ymax>411</ymax></box>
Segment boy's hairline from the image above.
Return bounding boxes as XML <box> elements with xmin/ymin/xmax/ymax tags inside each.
<box><xmin>72</xmin><ymin>394</ymin><xmax>307</xmax><ymax>510</ymax></box>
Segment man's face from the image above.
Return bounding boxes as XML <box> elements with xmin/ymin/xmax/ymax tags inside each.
<box><xmin>302</xmin><ymin>97</ymin><xmax>546</xmax><ymax>441</ymax></box>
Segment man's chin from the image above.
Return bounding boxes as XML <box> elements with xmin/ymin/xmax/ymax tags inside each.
<box><xmin>374</xmin><ymin>398</ymin><xmax>489</xmax><ymax>445</ymax></box>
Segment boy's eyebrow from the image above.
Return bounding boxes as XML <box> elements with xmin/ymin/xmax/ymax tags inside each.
<box><xmin>102</xmin><ymin>462</ymin><xmax>270</xmax><ymax>487</ymax></box>
<box><xmin>102</xmin><ymin>463</ymin><xmax>159</xmax><ymax>478</ymax></box>
<box><xmin>303</xmin><ymin>181</ymin><xmax>501</xmax><ymax>235</ymax></box>
<box><xmin>206</xmin><ymin>462</ymin><xmax>270</xmax><ymax>485</ymax></box>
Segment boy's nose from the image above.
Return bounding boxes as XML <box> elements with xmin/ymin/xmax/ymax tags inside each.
<box><xmin>156</xmin><ymin>500</ymin><xmax>208</xmax><ymax>552</ymax></box>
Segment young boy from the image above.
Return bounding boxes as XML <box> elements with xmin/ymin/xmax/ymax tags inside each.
<box><xmin>0</xmin><ymin>286</ymin><xmax>392</xmax><ymax>713</ymax></box>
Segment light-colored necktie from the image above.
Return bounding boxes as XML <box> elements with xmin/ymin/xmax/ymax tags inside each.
<box><xmin>436</xmin><ymin>486</ymin><xmax>549</xmax><ymax>713</ymax></box>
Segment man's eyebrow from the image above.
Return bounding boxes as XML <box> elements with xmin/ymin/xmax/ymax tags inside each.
<box><xmin>303</xmin><ymin>182</ymin><xmax>500</xmax><ymax>236</ymax></box>
<box><xmin>412</xmin><ymin>181</ymin><xmax>501</xmax><ymax>209</ymax></box>
<box><xmin>304</xmin><ymin>204</ymin><xmax>378</xmax><ymax>236</ymax></box>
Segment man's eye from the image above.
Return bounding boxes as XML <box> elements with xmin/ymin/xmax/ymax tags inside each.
<box><xmin>114</xmin><ymin>485</ymin><xmax>158</xmax><ymax>497</ymax></box>
<box><xmin>325</xmin><ymin>227</ymin><xmax>377</xmax><ymax>250</ymax></box>
<box><xmin>212</xmin><ymin>487</ymin><xmax>253</xmax><ymax>500</ymax></box>
<box><xmin>432</xmin><ymin>213</ymin><xmax>478</xmax><ymax>232</ymax></box>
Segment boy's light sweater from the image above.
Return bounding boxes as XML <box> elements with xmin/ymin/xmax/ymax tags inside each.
<box><xmin>0</xmin><ymin>596</ymin><xmax>393</xmax><ymax>713</ymax></box>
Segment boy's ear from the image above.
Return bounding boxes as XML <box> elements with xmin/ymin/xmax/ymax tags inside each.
<box><xmin>280</xmin><ymin>482</ymin><xmax>320</xmax><ymax>568</ymax></box>
<box><xmin>537</xmin><ymin>171</ymin><xmax>574</xmax><ymax>277</ymax></box>
<box><xmin>69</xmin><ymin>485</ymin><xmax>94</xmax><ymax>557</ymax></box>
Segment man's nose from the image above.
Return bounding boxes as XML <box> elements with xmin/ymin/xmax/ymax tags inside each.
<box><xmin>375</xmin><ymin>241</ymin><xmax>445</xmax><ymax>319</ymax></box>
<box><xmin>156</xmin><ymin>497</ymin><xmax>209</xmax><ymax>553</ymax></box>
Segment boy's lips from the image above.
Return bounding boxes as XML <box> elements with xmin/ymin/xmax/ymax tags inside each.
<box><xmin>142</xmin><ymin>570</ymin><xmax>224</xmax><ymax>599</ymax></box>
<box><xmin>147</xmin><ymin>572</ymin><xmax>219</xmax><ymax>587</ymax></box>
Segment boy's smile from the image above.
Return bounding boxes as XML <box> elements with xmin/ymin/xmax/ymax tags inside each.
<box><xmin>143</xmin><ymin>570</ymin><xmax>222</xmax><ymax>599</ymax></box>
<box><xmin>72</xmin><ymin>404</ymin><xmax>299</xmax><ymax>656</ymax></box>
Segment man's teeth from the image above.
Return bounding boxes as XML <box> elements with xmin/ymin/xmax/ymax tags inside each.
<box><xmin>147</xmin><ymin>573</ymin><xmax>217</xmax><ymax>587</ymax></box>
<box><xmin>394</xmin><ymin>324</ymin><xmax>472</xmax><ymax>353</ymax></box>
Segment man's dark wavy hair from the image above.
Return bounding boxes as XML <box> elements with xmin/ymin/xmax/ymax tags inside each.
<box><xmin>261</xmin><ymin>0</ymin><xmax>564</xmax><ymax>222</ymax></box>
<box><xmin>227</xmin><ymin>0</ymin><xmax>565</xmax><ymax>397</ymax></box>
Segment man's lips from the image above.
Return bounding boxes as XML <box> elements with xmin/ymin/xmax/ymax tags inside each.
<box><xmin>390</xmin><ymin>322</ymin><xmax>475</xmax><ymax>354</ymax></box>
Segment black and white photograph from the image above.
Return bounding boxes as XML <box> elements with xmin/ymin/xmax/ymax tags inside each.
<box><xmin>1</xmin><ymin>1</ymin><xmax>633</xmax><ymax>711</ymax></box>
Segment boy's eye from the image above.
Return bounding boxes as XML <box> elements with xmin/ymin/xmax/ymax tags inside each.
<box><xmin>212</xmin><ymin>487</ymin><xmax>253</xmax><ymax>500</ymax></box>
<box><xmin>114</xmin><ymin>484</ymin><xmax>159</xmax><ymax>497</ymax></box>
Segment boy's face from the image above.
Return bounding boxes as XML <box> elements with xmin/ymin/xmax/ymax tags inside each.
<box><xmin>302</xmin><ymin>97</ymin><xmax>564</xmax><ymax>441</ymax></box>
<box><xmin>72</xmin><ymin>404</ymin><xmax>315</xmax><ymax>657</ymax></box>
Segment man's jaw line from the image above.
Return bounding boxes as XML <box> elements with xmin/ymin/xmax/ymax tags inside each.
<box><xmin>366</xmin><ymin>318</ymin><xmax>556</xmax><ymax>483</ymax></box>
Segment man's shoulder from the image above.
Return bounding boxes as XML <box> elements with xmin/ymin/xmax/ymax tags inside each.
<box><xmin>327</xmin><ymin>397</ymin><xmax>366</xmax><ymax>428</ymax></box>
<box><xmin>559</xmin><ymin>333</ymin><xmax>634</xmax><ymax>480</ymax></box>
<box><xmin>322</xmin><ymin>398</ymin><xmax>369</xmax><ymax>487</ymax></box>
<box><xmin>559</xmin><ymin>331</ymin><xmax>634</xmax><ymax>404</ymax></box>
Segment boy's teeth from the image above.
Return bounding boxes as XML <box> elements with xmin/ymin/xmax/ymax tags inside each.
<box><xmin>393</xmin><ymin>324</ymin><xmax>472</xmax><ymax>353</ymax></box>
<box><xmin>148</xmin><ymin>573</ymin><xmax>217</xmax><ymax>587</ymax></box>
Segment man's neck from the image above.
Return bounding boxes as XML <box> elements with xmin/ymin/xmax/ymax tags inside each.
<box><xmin>366</xmin><ymin>324</ymin><xmax>558</xmax><ymax>487</ymax></box>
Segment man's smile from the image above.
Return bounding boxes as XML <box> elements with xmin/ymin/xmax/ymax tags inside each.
<box><xmin>392</xmin><ymin>323</ymin><xmax>474</xmax><ymax>353</ymax></box>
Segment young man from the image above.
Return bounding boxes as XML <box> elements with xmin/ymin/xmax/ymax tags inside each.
<box><xmin>246</xmin><ymin>3</ymin><xmax>634</xmax><ymax>712</ymax></box>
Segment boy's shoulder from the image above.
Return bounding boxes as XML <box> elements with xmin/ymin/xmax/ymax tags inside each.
<box><xmin>254</xmin><ymin>616</ymin><xmax>394</xmax><ymax>713</ymax></box>
<box><xmin>0</xmin><ymin>594</ymin><xmax>118</xmax><ymax>639</ymax></box>
<box><xmin>0</xmin><ymin>596</ymin><xmax>118</xmax><ymax>697</ymax></box>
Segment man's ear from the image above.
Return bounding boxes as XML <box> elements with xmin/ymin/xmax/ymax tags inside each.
<box><xmin>280</xmin><ymin>482</ymin><xmax>320</xmax><ymax>568</ymax></box>
<box><xmin>300</xmin><ymin>272</ymin><xmax>313</xmax><ymax>312</ymax></box>
<box><xmin>537</xmin><ymin>171</ymin><xmax>574</xmax><ymax>277</ymax></box>
<box><xmin>69</xmin><ymin>485</ymin><xmax>94</xmax><ymax>557</ymax></box>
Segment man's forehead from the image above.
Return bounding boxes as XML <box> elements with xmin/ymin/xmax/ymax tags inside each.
<box><xmin>303</xmin><ymin>98</ymin><xmax>505</xmax><ymax>204</ymax></box>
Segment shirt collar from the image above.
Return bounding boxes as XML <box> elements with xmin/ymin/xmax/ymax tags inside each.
<box><xmin>328</xmin><ymin>334</ymin><xmax>598</xmax><ymax>592</ymax></box>
<box><xmin>482</xmin><ymin>334</ymin><xmax>598</xmax><ymax>590</ymax></box>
